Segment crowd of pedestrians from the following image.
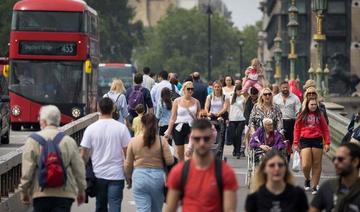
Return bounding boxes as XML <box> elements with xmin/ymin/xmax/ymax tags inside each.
<box><xmin>18</xmin><ymin>58</ymin><xmax>360</xmax><ymax>212</ymax></box>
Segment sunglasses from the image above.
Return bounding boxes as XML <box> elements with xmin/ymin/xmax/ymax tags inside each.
<box><xmin>191</xmin><ymin>136</ymin><xmax>211</xmax><ymax>143</ymax></box>
<box><xmin>332</xmin><ymin>156</ymin><xmax>346</xmax><ymax>163</ymax></box>
<box><xmin>187</xmin><ymin>87</ymin><xmax>194</xmax><ymax>91</ymax></box>
<box><xmin>307</xmin><ymin>92</ymin><xmax>317</xmax><ymax>95</ymax></box>
<box><xmin>267</xmin><ymin>162</ymin><xmax>285</xmax><ymax>168</ymax></box>
<box><xmin>263</xmin><ymin>93</ymin><xmax>272</xmax><ymax>97</ymax></box>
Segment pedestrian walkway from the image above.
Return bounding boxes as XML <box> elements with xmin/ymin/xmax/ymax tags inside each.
<box><xmin>73</xmin><ymin>145</ymin><xmax>336</xmax><ymax>212</ymax></box>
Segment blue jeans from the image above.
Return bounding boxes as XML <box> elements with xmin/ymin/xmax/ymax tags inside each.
<box><xmin>95</xmin><ymin>178</ymin><xmax>125</xmax><ymax>212</ymax></box>
<box><xmin>132</xmin><ymin>168</ymin><xmax>165</xmax><ymax>212</ymax></box>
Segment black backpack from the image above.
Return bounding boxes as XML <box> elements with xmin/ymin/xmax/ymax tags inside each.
<box><xmin>170</xmin><ymin>84</ymin><xmax>180</xmax><ymax>101</ymax></box>
<box><xmin>180</xmin><ymin>159</ymin><xmax>223</xmax><ymax>205</ymax></box>
<box><xmin>106</xmin><ymin>93</ymin><xmax>121</xmax><ymax>120</ymax></box>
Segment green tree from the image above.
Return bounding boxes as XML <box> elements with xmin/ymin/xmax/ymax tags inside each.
<box><xmin>85</xmin><ymin>0</ymin><xmax>143</xmax><ymax>62</ymax></box>
<box><xmin>0</xmin><ymin>0</ymin><xmax>17</xmax><ymax>56</ymax></box>
<box><xmin>133</xmin><ymin>8</ymin><xmax>261</xmax><ymax>81</ymax></box>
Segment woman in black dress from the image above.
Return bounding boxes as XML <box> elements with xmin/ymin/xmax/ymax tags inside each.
<box><xmin>245</xmin><ymin>150</ymin><xmax>309</xmax><ymax>212</ymax></box>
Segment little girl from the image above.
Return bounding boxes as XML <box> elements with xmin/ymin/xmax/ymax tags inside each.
<box><xmin>241</xmin><ymin>58</ymin><xmax>263</xmax><ymax>93</ymax></box>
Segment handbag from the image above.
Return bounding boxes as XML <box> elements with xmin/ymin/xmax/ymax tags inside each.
<box><xmin>159</xmin><ymin>137</ymin><xmax>177</xmax><ymax>202</ymax></box>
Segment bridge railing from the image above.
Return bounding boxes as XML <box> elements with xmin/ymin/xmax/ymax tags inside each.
<box><xmin>0</xmin><ymin>113</ymin><xmax>99</xmax><ymax>212</ymax></box>
<box><xmin>327</xmin><ymin>109</ymin><xmax>350</xmax><ymax>157</ymax></box>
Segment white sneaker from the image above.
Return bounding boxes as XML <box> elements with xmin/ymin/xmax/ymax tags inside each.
<box><xmin>312</xmin><ymin>187</ymin><xmax>318</xmax><ymax>195</ymax></box>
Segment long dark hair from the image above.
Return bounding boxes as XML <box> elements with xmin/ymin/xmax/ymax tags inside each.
<box><xmin>299</xmin><ymin>97</ymin><xmax>321</xmax><ymax>123</ymax></box>
<box><xmin>251</xmin><ymin>150</ymin><xmax>294</xmax><ymax>192</ymax></box>
<box><xmin>161</xmin><ymin>88</ymin><xmax>172</xmax><ymax>110</ymax></box>
<box><xmin>222</xmin><ymin>75</ymin><xmax>234</xmax><ymax>87</ymax></box>
<box><xmin>231</xmin><ymin>84</ymin><xmax>243</xmax><ymax>104</ymax></box>
<box><xmin>141</xmin><ymin>113</ymin><xmax>158</xmax><ymax>148</ymax></box>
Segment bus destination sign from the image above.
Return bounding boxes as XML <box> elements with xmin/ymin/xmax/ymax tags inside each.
<box><xmin>19</xmin><ymin>41</ymin><xmax>77</xmax><ymax>56</ymax></box>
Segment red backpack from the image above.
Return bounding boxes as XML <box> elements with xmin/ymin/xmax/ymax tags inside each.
<box><xmin>30</xmin><ymin>132</ymin><xmax>67</xmax><ymax>189</ymax></box>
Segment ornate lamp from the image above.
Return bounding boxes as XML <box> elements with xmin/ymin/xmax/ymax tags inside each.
<box><xmin>287</xmin><ymin>0</ymin><xmax>299</xmax><ymax>80</ymax></box>
<box><xmin>273</xmin><ymin>33</ymin><xmax>282</xmax><ymax>84</ymax></box>
<box><xmin>311</xmin><ymin>0</ymin><xmax>328</xmax><ymax>96</ymax></box>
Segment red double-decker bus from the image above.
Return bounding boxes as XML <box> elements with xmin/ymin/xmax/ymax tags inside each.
<box><xmin>8</xmin><ymin>0</ymin><xmax>99</xmax><ymax>130</ymax></box>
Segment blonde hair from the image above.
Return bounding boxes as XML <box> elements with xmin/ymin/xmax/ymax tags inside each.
<box><xmin>250</xmin><ymin>150</ymin><xmax>295</xmax><ymax>193</ymax></box>
<box><xmin>303</xmin><ymin>79</ymin><xmax>316</xmax><ymax>91</ymax></box>
<box><xmin>251</xmin><ymin>58</ymin><xmax>261</xmax><ymax>67</ymax></box>
<box><xmin>110</xmin><ymin>79</ymin><xmax>126</xmax><ymax>94</ymax></box>
<box><xmin>302</xmin><ymin>87</ymin><xmax>321</xmax><ymax>111</ymax></box>
<box><xmin>182</xmin><ymin>81</ymin><xmax>193</xmax><ymax>90</ymax></box>
<box><xmin>257</xmin><ymin>87</ymin><xmax>273</xmax><ymax>109</ymax></box>
<box><xmin>211</xmin><ymin>81</ymin><xmax>224</xmax><ymax>100</ymax></box>
<box><xmin>181</xmin><ymin>81</ymin><xmax>194</xmax><ymax>96</ymax></box>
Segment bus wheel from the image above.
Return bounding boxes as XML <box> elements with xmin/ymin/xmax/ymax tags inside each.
<box><xmin>11</xmin><ymin>124</ymin><xmax>21</xmax><ymax>131</ymax></box>
<box><xmin>1</xmin><ymin>131</ymin><xmax>9</xmax><ymax>144</ymax></box>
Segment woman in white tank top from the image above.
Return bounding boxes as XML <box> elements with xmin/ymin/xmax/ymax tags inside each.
<box><xmin>204</xmin><ymin>81</ymin><xmax>229</xmax><ymax>155</ymax></box>
<box><xmin>165</xmin><ymin>81</ymin><xmax>200</xmax><ymax>161</ymax></box>
<box><xmin>205</xmin><ymin>81</ymin><xmax>229</xmax><ymax>120</ymax></box>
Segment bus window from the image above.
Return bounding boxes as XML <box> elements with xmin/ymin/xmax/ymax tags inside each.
<box><xmin>12</xmin><ymin>11</ymin><xmax>83</xmax><ymax>32</ymax></box>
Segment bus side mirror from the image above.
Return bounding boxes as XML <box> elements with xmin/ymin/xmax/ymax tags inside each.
<box><xmin>84</xmin><ymin>60</ymin><xmax>92</xmax><ymax>74</ymax></box>
<box><xmin>2</xmin><ymin>65</ymin><xmax>9</xmax><ymax>78</ymax></box>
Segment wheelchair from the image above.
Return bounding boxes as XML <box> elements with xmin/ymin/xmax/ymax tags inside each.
<box><xmin>245</xmin><ymin>148</ymin><xmax>265</xmax><ymax>188</ymax></box>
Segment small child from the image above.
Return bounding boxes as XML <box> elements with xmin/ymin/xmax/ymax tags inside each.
<box><xmin>241</xmin><ymin>58</ymin><xmax>264</xmax><ymax>93</ymax></box>
<box><xmin>132</xmin><ymin>104</ymin><xmax>145</xmax><ymax>137</ymax></box>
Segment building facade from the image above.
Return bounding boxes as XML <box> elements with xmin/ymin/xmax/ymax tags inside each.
<box><xmin>129</xmin><ymin>0</ymin><xmax>230</xmax><ymax>27</ymax></box>
<box><xmin>258</xmin><ymin>0</ymin><xmax>360</xmax><ymax>95</ymax></box>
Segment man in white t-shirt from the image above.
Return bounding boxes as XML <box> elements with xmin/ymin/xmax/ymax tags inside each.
<box><xmin>80</xmin><ymin>97</ymin><xmax>131</xmax><ymax>212</ymax></box>
<box><xmin>142</xmin><ymin>66</ymin><xmax>155</xmax><ymax>91</ymax></box>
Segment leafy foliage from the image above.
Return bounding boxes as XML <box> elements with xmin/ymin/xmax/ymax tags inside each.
<box><xmin>133</xmin><ymin>8</ymin><xmax>261</xmax><ymax>81</ymax></box>
<box><xmin>0</xmin><ymin>0</ymin><xmax>17</xmax><ymax>56</ymax></box>
<box><xmin>85</xmin><ymin>0</ymin><xmax>143</xmax><ymax>62</ymax></box>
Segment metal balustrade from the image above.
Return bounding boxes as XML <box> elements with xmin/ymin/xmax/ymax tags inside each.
<box><xmin>0</xmin><ymin>113</ymin><xmax>99</xmax><ymax>212</ymax></box>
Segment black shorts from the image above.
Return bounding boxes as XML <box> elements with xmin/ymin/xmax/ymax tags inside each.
<box><xmin>173</xmin><ymin>123</ymin><xmax>191</xmax><ymax>145</ymax></box>
<box><xmin>300</xmin><ymin>137</ymin><xmax>323</xmax><ymax>149</ymax></box>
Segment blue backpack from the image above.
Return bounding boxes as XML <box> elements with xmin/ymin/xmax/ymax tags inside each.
<box><xmin>30</xmin><ymin>132</ymin><xmax>67</xmax><ymax>189</ymax></box>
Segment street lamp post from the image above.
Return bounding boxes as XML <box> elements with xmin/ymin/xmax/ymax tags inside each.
<box><xmin>287</xmin><ymin>0</ymin><xmax>299</xmax><ymax>80</ymax></box>
<box><xmin>312</xmin><ymin>0</ymin><xmax>328</xmax><ymax>96</ymax></box>
<box><xmin>238</xmin><ymin>38</ymin><xmax>244</xmax><ymax>77</ymax></box>
<box><xmin>206</xmin><ymin>2</ymin><xmax>213</xmax><ymax>81</ymax></box>
<box><xmin>273</xmin><ymin>33</ymin><xmax>282</xmax><ymax>84</ymax></box>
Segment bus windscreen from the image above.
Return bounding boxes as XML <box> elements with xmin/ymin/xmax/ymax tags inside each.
<box><xmin>98</xmin><ymin>66</ymin><xmax>133</xmax><ymax>96</ymax></box>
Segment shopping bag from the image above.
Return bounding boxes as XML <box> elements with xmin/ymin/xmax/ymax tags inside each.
<box><xmin>292</xmin><ymin>151</ymin><xmax>301</xmax><ymax>172</ymax></box>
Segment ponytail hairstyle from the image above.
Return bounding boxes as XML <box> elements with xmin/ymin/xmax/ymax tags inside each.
<box><xmin>161</xmin><ymin>87</ymin><xmax>172</xmax><ymax>110</ymax></box>
<box><xmin>141</xmin><ymin>113</ymin><xmax>158</xmax><ymax>148</ymax></box>
<box><xmin>231</xmin><ymin>84</ymin><xmax>243</xmax><ymax>105</ymax></box>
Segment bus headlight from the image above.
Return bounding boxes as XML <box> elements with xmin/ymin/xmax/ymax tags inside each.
<box><xmin>12</xmin><ymin>105</ymin><xmax>21</xmax><ymax>116</ymax></box>
<box><xmin>71</xmin><ymin>108</ymin><xmax>81</xmax><ymax>118</ymax></box>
